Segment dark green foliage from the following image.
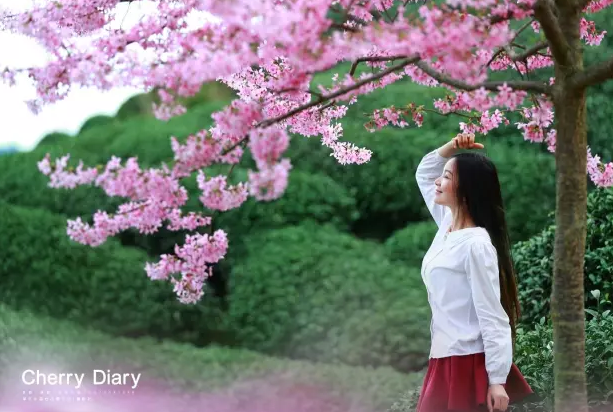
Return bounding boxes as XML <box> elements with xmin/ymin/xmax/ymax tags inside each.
<box><xmin>78</xmin><ymin>115</ymin><xmax>116</xmax><ymax>134</ymax></box>
<box><xmin>384</xmin><ymin>220</ymin><xmax>438</xmax><ymax>267</ymax></box>
<box><xmin>481</xmin><ymin>139</ymin><xmax>557</xmax><ymax>242</ymax></box>
<box><xmin>36</xmin><ymin>132</ymin><xmax>73</xmax><ymax>148</ymax></box>
<box><xmin>511</xmin><ymin>312</ymin><xmax>613</xmax><ymax>412</ymax></box>
<box><xmin>286</xmin><ymin>127</ymin><xmax>449</xmax><ymax>239</ymax></box>
<box><xmin>0</xmin><ymin>201</ymin><xmax>230</xmax><ymax>346</ymax></box>
<box><xmin>0</xmin><ymin>148</ymin><xmax>121</xmax><ymax>222</ymax></box>
<box><xmin>512</xmin><ymin>188</ymin><xmax>613</xmax><ymax>325</ymax></box>
<box><xmin>226</xmin><ymin>223</ymin><xmax>432</xmax><ymax>372</ymax></box>
<box><xmin>115</xmin><ymin>93</ymin><xmax>156</xmax><ymax>120</ymax></box>
<box><xmin>214</xmin><ymin>169</ymin><xmax>360</xmax><ymax>241</ymax></box>
<box><xmin>101</xmin><ymin>100</ymin><xmax>228</xmax><ymax>167</ymax></box>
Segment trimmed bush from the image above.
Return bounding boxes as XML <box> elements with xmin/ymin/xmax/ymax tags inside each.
<box><xmin>385</xmin><ymin>220</ymin><xmax>438</xmax><ymax>267</ymax></box>
<box><xmin>36</xmin><ymin>131</ymin><xmax>73</xmax><ymax>148</ymax></box>
<box><xmin>226</xmin><ymin>222</ymin><xmax>432</xmax><ymax>372</ymax></box>
<box><xmin>0</xmin><ymin>201</ymin><xmax>230</xmax><ymax>346</ymax></box>
<box><xmin>115</xmin><ymin>92</ymin><xmax>156</xmax><ymax>120</ymax></box>
<box><xmin>78</xmin><ymin>114</ymin><xmax>116</xmax><ymax>134</ymax></box>
<box><xmin>212</xmin><ymin>168</ymin><xmax>360</xmax><ymax>240</ymax></box>
<box><xmin>512</xmin><ymin>187</ymin><xmax>613</xmax><ymax>325</ymax></box>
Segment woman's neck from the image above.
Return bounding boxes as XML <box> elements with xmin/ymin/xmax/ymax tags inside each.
<box><xmin>450</xmin><ymin>209</ymin><xmax>476</xmax><ymax>232</ymax></box>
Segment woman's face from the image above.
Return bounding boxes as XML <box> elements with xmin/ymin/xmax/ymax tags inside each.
<box><xmin>434</xmin><ymin>158</ymin><xmax>457</xmax><ymax>207</ymax></box>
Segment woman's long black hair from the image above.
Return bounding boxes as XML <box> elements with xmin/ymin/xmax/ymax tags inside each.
<box><xmin>452</xmin><ymin>151</ymin><xmax>521</xmax><ymax>344</ymax></box>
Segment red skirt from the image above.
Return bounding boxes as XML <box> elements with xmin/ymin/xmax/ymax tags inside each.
<box><xmin>416</xmin><ymin>353</ymin><xmax>533</xmax><ymax>412</ymax></box>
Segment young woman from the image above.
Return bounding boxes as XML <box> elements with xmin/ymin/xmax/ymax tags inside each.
<box><xmin>414</xmin><ymin>133</ymin><xmax>533</xmax><ymax>412</ymax></box>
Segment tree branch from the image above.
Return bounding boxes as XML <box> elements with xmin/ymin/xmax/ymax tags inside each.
<box><xmin>414</xmin><ymin>61</ymin><xmax>550</xmax><ymax>94</ymax></box>
<box><xmin>533</xmin><ymin>0</ymin><xmax>571</xmax><ymax>67</ymax></box>
<box><xmin>349</xmin><ymin>54</ymin><xmax>409</xmax><ymax>76</ymax></box>
<box><xmin>259</xmin><ymin>56</ymin><xmax>419</xmax><ymax>127</ymax></box>
<box><xmin>512</xmin><ymin>41</ymin><xmax>549</xmax><ymax>62</ymax></box>
<box><xmin>569</xmin><ymin>56</ymin><xmax>613</xmax><ymax>89</ymax></box>
<box><xmin>221</xmin><ymin>55</ymin><xmax>420</xmax><ymax>154</ymax></box>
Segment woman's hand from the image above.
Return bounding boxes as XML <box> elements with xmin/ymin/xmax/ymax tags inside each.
<box><xmin>437</xmin><ymin>132</ymin><xmax>484</xmax><ymax>157</ymax></box>
<box><xmin>452</xmin><ymin>132</ymin><xmax>484</xmax><ymax>150</ymax></box>
<box><xmin>487</xmin><ymin>384</ymin><xmax>510</xmax><ymax>412</ymax></box>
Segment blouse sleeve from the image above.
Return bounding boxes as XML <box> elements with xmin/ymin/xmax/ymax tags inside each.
<box><xmin>415</xmin><ymin>149</ymin><xmax>449</xmax><ymax>227</ymax></box>
<box><xmin>465</xmin><ymin>240</ymin><xmax>513</xmax><ymax>385</ymax></box>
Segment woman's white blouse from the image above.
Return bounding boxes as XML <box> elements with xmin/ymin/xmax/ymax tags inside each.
<box><xmin>415</xmin><ymin>149</ymin><xmax>513</xmax><ymax>385</ymax></box>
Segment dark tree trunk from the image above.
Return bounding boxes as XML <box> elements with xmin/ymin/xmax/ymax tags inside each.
<box><xmin>551</xmin><ymin>88</ymin><xmax>588</xmax><ymax>412</ymax></box>
<box><xmin>551</xmin><ymin>2</ymin><xmax>589</xmax><ymax>409</ymax></box>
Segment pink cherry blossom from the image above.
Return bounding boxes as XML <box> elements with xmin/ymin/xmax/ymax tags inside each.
<box><xmin>4</xmin><ymin>0</ymin><xmax>613</xmax><ymax>302</ymax></box>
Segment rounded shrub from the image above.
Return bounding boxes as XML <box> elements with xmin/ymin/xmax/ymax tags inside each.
<box><xmin>384</xmin><ymin>220</ymin><xmax>438</xmax><ymax>267</ymax></box>
<box><xmin>36</xmin><ymin>132</ymin><xmax>73</xmax><ymax>148</ymax></box>
<box><xmin>226</xmin><ymin>222</ymin><xmax>432</xmax><ymax>372</ymax></box>
<box><xmin>78</xmin><ymin>114</ymin><xmax>116</xmax><ymax>134</ymax></box>
<box><xmin>115</xmin><ymin>93</ymin><xmax>156</xmax><ymax>120</ymax></box>
<box><xmin>102</xmin><ymin>100</ymin><xmax>229</xmax><ymax>167</ymax></box>
<box><xmin>0</xmin><ymin>201</ymin><xmax>230</xmax><ymax>346</ymax></box>
<box><xmin>512</xmin><ymin>187</ymin><xmax>613</xmax><ymax>325</ymax></box>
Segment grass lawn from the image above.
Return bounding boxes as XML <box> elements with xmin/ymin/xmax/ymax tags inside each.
<box><xmin>0</xmin><ymin>304</ymin><xmax>424</xmax><ymax>412</ymax></box>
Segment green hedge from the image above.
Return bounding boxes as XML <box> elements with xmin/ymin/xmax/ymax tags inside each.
<box><xmin>0</xmin><ymin>201</ymin><xmax>230</xmax><ymax>346</ymax></box>
<box><xmin>389</xmin><ymin>311</ymin><xmax>613</xmax><ymax>412</ymax></box>
<box><xmin>584</xmin><ymin>7</ymin><xmax>613</xmax><ymax>162</ymax></box>
<box><xmin>226</xmin><ymin>223</ymin><xmax>431</xmax><ymax>372</ymax></box>
<box><xmin>385</xmin><ymin>220</ymin><xmax>438</xmax><ymax>267</ymax></box>
<box><xmin>36</xmin><ymin>131</ymin><xmax>73</xmax><ymax>148</ymax></box>
<box><xmin>512</xmin><ymin>188</ymin><xmax>613</xmax><ymax>325</ymax></box>
<box><xmin>78</xmin><ymin>114</ymin><xmax>117</xmax><ymax>134</ymax></box>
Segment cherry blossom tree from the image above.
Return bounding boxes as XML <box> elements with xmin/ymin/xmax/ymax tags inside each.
<box><xmin>2</xmin><ymin>1</ymin><xmax>613</xmax><ymax>411</ymax></box>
